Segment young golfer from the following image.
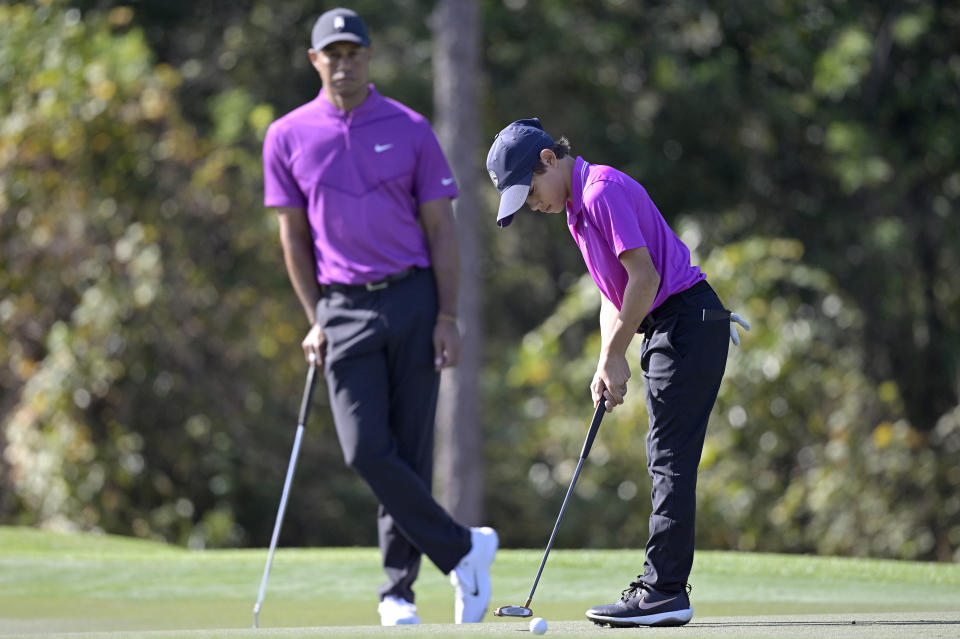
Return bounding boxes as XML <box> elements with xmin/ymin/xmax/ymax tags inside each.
<box><xmin>486</xmin><ymin>118</ymin><xmax>747</xmax><ymax>627</ymax></box>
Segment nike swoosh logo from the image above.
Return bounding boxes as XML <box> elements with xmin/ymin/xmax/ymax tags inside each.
<box><xmin>638</xmin><ymin>596</ymin><xmax>677</xmax><ymax>611</ymax></box>
<box><xmin>442</xmin><ymin>177</ymin><xmax>455</xmax><ymax>186</ymax></box>
<box><xmin>374</xmin><ymin>144</ymin><xmax>393</xmax><ymax>153</ymax></box>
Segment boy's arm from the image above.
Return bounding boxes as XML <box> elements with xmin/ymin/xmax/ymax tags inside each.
<box><xmin>599</xmin><ymin>293</ymin><xmax>619</xmax><ymax>345</ymax></box>
<box><xmin>593</xmin><ymin>247</ymin><xmax>660</xmax><ymax>409</ymax></box>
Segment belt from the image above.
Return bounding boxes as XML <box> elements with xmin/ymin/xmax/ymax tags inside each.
<box><xmin>639</xmin><ymin>280</ymin><xmax>729</xmax><ymax>333</ymax></box>
<box><xmin>323</xmin><ymin>266</ymin><xmax>420</xmax><ymax>294</ymax></box>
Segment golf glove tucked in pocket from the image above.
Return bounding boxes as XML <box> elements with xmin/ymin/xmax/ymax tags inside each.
<box><xmin>729</xmin><ymin>313</ymin><xmax>750</xmax><ymax>346</ymax></box>
<box><xmin>701</xmin><ymin>308</ymin><xmax>751</xmax><ymax>346</ymax></box>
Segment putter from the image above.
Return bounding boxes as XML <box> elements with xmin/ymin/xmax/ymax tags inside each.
<box><xmin>494</xmin><ymin>400</ymin><xmax>606</xmax><ymax>618</ymax></box>
<box><xmin>252</xmin><ymin>353</ymin><xmax>319</xmax><ymax>629</ymax></box>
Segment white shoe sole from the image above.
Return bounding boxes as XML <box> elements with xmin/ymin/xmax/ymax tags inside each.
<box><xmin>380</xmin><ymin>617</ymin><xmax>420</xmax><ymax>626</ymax></box>
<box><xmin>586</xmin><ymin>606</ymin><xmax>693</xmax><ymax>627</ymax></box>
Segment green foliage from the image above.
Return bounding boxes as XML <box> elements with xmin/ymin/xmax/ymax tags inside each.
<box><xmin>2</xmin><ymin>0</ymin><xmax>958</xmax><ymax>564</ymax></box>
<box><xmin>487</xmin><ymin>234</ymin><xmax>960</xmax><ymax>561</ymax></box>
<box><xmin>0</xmin><ymin>1</ymin><xmax>373</xmax><ymax>548</ymax></box>
<box><xmin>814</xmin><ymin>27</ymin><xmax>873</xmax><ymax>100</ymax></box>
<box><xmin>479</xmin><ymin>0</ymin><xmax>960</xmax><ymax>562</ymax></box>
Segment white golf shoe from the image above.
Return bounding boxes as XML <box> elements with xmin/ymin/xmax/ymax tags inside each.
<box><xmin>450</xmin><ymin>526</ymin><xmax>499</xmax><ymax>623</ymax></box>
<box><xmin>378</xmin><ymin>595</ymin><xmax>420</xmax><ymax>625</ymax></box>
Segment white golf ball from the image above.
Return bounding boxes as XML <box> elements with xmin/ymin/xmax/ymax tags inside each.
<box><xmin>529</xmin><ymin>617</ymin><xmax>548</xmax><ymax>634</ymax></box>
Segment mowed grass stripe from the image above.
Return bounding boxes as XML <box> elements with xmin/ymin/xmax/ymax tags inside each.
<box><xmin>1</xmin><ymin>527</ymin><xmax>958</xmax><ymax>636</ymax></box>
<box><xmin>3</xmin><ymin>615</ymin><xmax>960</xmax><ymax>639</ymax></box>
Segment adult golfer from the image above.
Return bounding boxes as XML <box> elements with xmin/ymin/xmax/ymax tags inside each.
<box><xmin>263</xmin><ymin>7</ymin><xmax>497</xmax><ymax>626</ymax></box>
<box><xmin>486</xmin><ymin>118</ymin><xmax>747</xmax><ymax>627</ymax></box>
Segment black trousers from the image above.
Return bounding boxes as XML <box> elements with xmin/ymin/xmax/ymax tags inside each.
<box><xmin>638</xmin><ymin>280</ymin><xmax>729</xmax><ymax>593</ymax></box>
<box><xmin>316</xmin><ymin>268</ymin><xmax>471</xmax><ymax>603</ymax></box>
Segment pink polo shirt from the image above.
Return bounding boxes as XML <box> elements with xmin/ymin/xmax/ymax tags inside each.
<box><xmin>263</xmin><ymin>85</ymin><xmax>458</xmax><ymax>285</ymax></box>
<box><xmin>566</xmin><ymin>156</ymin><xmax>705</xmax><ymax>315</ymax></box>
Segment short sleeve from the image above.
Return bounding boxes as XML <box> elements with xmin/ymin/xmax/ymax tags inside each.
<box><xmin>413</xmin><ymin>122</ymin><xmax>459</xmax><ymax>205</ymax></box>
<box><xmin>263</xmin><ymin>123</ymin><xmax>307</xmax><ymax>209</ymax></box>
<box><xmin>584</xmin><ymin>180</ymin><xmax>646</xmax><ymax>256</ymax></box>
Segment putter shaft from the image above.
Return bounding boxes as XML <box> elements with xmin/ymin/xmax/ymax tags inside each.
<box><xmin>524</xmin><ymin>402</ymin><xmax>605</xmax><ymax>606</ymax></box>
<box><xmin>252</xmin><ymin>356</ymin><xmax>318</xmax><ymax>628</ymax></box>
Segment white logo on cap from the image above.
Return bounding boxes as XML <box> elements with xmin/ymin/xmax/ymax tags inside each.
<box><xmin>488</xmin><ymin>169</ymin><xmax>499</xmax><ymax>187</ymax></box>
<box><xmin>334</xmin><ymin>16</ymin><xmax>346</xmax><ymax>30</ymax></box>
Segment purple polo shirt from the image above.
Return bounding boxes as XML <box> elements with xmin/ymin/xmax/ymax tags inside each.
<box><xmin>566</xmin><ymin>157</ymin><xmax>705</xmax><ymax>316</ymax></box>
<box><xmin>263</xmin><ymin>85</ymin><xmax>458</xmax><ymax>285</ymax></box>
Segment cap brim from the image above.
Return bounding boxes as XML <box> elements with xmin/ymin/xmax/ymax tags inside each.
<box><xmin>314</xmin><ymin>33</ymin><xmax>368</xmax><ymax>50</ymax></box>
<box><xmin>496</xmin><ymin>182</ymin><xmax>529</xmax><ymax>228</ymax></box>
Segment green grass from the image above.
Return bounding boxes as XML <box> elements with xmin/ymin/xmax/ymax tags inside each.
<box><xmin>1</xmin><ymin>526</ymin><xmax>958</xmax><ymax>638</ymax></box>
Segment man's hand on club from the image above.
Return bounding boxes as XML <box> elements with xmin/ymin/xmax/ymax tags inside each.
<box><xmin>730</xmin><ymin>312</ymin><xmax>751</xmax><ymax>346</ymax></box>
<box><xmin>301</xmin><ymin>323</ymin><xmax>327</xmax><ymax>367</ymax></box>
<box><xmin>433</xmin><ymin>318</ymin><xmax>461</xmax><ymax>370</ymax></box>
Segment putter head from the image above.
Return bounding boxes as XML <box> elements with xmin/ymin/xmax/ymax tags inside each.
<box><xmin>494</xmin><ymin>605</ymin><xmax>533</xmax><ymax>617</ymax></box>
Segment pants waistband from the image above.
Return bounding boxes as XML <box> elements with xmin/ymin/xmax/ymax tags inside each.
<box><xmin>640</xmin><ymin>280</ymin><xmax>716</xmax><ymax>332</ymax></box>
<box><xmin>322</xmin><ymin>266</ymin><xmax>422</xmax><ymax>294</ymax></box>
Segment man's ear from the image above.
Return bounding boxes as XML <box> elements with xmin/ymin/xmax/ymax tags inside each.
<box><xmin>539</xmin><ymin>148</ymin><xmax>556</xmax><ymax>166</ymax></box>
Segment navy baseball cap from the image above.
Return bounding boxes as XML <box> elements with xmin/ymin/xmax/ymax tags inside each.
<box><xmin>486</xmin><ymin>118</ymin><xmax>554</xmax><ymax>228</ymax></box>
<box><xmin>311</xmin><ymin>8</ymin><xmax>371</xmax><ymax>51</ymax></box>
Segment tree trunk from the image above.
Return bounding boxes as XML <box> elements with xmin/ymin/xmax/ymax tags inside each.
<box><xmin>430</xmin><ymin>0</ymin><xmax>484</xmax><ymax>525</ymax></box>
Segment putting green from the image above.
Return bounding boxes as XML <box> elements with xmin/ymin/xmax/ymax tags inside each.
<box><xmin>0</xmin><ymin>527</ymin><xmax>957</xmax><ymax>638</ymax></box>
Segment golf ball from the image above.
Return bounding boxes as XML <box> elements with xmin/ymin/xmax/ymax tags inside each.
<box><xmin>529</xmin><ymin>617</ymin><xmax>548</xmax><ymax>634</ymax></box>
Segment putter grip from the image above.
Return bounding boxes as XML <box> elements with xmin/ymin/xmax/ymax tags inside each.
<box><xmin>579</xmin><ymin>402</ymin><xmax>605</xmax><ymax>459</ymax></box>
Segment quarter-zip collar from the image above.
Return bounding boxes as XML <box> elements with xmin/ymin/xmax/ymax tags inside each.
<box><xmin>316</xmin><ymin>83</ymin><xmax>381</xmax><ymax>120</ymax></box>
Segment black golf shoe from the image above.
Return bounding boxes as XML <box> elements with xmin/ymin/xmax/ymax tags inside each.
<box><xmin>585</xmin><ymin>581</ymin><xmax>693</xmax><ymax>627</ymax></box>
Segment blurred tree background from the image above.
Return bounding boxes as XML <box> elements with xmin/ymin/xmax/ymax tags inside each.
<box><xmin>1</xmin><ymin>0</ymin><xmax>958</xmax><ymax>563</ymax></box>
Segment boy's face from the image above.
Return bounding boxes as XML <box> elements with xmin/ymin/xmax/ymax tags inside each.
<box><xmin>525</xmin><ymin>150</ymin><xmax>567</xmax><ymax>215</ymax></box>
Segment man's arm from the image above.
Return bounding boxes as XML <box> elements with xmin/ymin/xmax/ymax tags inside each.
<box><xmin>275</xmin><ymin>206</ymin><xmax>327</xmax><ymax>363</ymax></box>
<box><xmin>275</xmin><ymin>207</ymin><xmax>321</xmax><ymax>322</ymax></box>
<box><xmin>592</xmin><ymin>246</ymin><xmax>660</xmax><ymax>409</ymax></box>
<box><xmin>419</xmin><ymin>197</ymin><xmax>461</xmax><ymax>369</ymax></box>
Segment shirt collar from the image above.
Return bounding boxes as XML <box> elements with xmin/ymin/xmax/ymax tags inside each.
<box><xmin>566</xmin><ymin>156</ymin><xmax>589</xmax><ymax>226</ymax></box>
<box><xmin>316</xmin><ymin>83</ymin><xmax>381</xmax><ymax>118</ymax></box>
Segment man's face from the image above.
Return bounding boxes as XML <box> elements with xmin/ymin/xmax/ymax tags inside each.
<box><xmin>309</xmin><ymin>42</ymin><xmax>371</xmax><ymax>99</ymax></box>
<box><xmin>525</xmin><ymin>151</ymin><xmax>566</xmax><ymax>215</ymax></box>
